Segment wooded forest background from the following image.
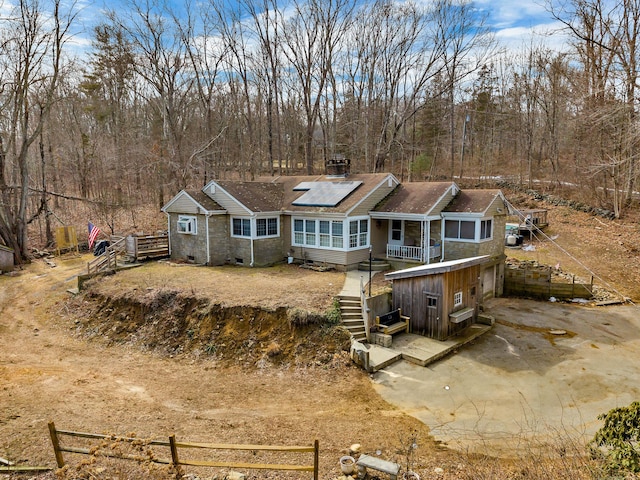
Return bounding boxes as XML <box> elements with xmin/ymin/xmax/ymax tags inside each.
<box><xmin>1</xmin><ymin>0</ymin><xmax>638</xmax><ymax>264</ymax></box>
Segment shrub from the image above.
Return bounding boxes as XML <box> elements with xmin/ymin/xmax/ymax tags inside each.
<box><xmin>591</xmin><ymin>401</ymin><xmax>640</xmax><ymax>473</ymax></box>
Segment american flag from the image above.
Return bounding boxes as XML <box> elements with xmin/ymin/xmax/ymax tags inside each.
<box><xmin>88</xmin><ymin>222</ymin><xmax>101</xmax><ymax>249</ymax></box>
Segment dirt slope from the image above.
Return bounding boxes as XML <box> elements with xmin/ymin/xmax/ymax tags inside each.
<box><xmin>0</xmin><ymin>257</ymin><xmax>443</xmax><ymax>479</ymax></box>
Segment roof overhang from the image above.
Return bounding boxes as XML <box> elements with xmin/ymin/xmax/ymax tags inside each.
<box><xmin>369</xmin><ymin>212</ymin><xmax>441</xmax><ymax>221</ymax></box>
<box><xmin>385</xmin><ymin>255</ymin><xmax>489</xmax><ymax>280</ymax></box>
<box><xmin>161</xmin><ymin>190</ymin><xmax>226</xmax><ymax>215</ymax></box>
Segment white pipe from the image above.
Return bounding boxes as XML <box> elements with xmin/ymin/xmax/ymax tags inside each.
<box><xmin>206</xmin><ymin>215</ymin><xmax>210</xmax><ymax>265</ymax></box>
<box><xmin>166</xmin><ymin>214</ymin><xmax>171</xmax><ymax>256</ymax></box>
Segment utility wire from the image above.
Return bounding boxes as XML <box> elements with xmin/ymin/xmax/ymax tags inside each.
<box><xmin>504</xmin><ymin>198</ymin><xmax>632</xmax><ymax>304</ymax></box>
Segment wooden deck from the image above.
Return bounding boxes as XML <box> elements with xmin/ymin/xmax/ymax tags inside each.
<box><xmin>87</xmin><ymin>234</ymin><xmax>168</xmax><ymax>275</ymax></box>
<box><xmin>518</xmin><ymin>209</ymin><xmax>548</xmax><ymax>235</ymax></box>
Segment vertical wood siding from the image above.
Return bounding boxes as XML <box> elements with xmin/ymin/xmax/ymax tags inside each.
<box><xmin>392</xmin><ymin>265</ymin><xmax>480</xmax><ymax>340</ymax></box>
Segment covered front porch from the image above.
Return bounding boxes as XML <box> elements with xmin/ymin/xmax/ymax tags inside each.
<box><xmin>371</xmin><ymin>217</ymin><xmax>442</xmax><ymax>264</ymax></box>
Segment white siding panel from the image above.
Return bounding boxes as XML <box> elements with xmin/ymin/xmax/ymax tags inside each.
<box><xmin>211</xmin><ymin>189</ymin><xmax>250</xmax><ymax>215</ymax></box>
<box><xmin>351</xmin><ymin>177</ymin><xmax>398</xmax><ymax>217</ymax></box>
<box><xmin>432</xmin><ymin>189</ymin><xmax>456</xmax><ymax>215</ymax></box>
<box><xmin>164</xmin><ymin>194</ymin><xmax>201</xmax><ymax>214</ymax></box>
<box><xmin>485</xmin><ymin>195</ymin><xmax>506</xmax><ymax>217</ymax></box>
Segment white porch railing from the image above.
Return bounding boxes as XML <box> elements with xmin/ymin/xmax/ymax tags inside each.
<box><xmin>387</xmin><ymin>244</ymin><xmax>422</xmax><ymax>261</ymax></box>
<box><xmin>386</xmin><ymin>244</ymin><xmax>442</xmax><ymax>262</ymax></box>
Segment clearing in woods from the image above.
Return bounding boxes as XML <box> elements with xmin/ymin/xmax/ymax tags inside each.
<box><xmin>1</xmin><ymin>200</ymin><xmax>638</xmax><ymax>478</ymax></box>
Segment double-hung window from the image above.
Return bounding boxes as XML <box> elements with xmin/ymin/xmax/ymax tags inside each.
<box><xmin>480</xmin><ymin>219</ymin><xmax>492</xmax><ymax>240</ymax></box>
<box><xmin>318</xmin><ymin>220</ymin><xmax>344</xmax><ymax>248</ymax></box>
<box><xmin>232</xmin><ymin>218</ymin><xmax>251</xmax><ymax>237</ymax></box>
<box><xmin>293</xmin><ymin>219</ymin><xmax>317</xmax><ymax>246</ymax></box>
<box><xmin>349</xmin><ymin>219</ymin><xmax>368</xmax><ymax>248</ymax></box>
<box><xmin>256</xmin><ymin>218</ymin><xmax>278</xmax><ymax>237</ymax></box>
<box><xmin>177</xmin><ymin>215</ymin><xmax>197</xmax><ymax>235</ymax></box>
<box><xmin>232</xmin><ymin>217</ymin><xmax>279</xmax><ymax>238</ymax></box>
<box><xmin>293</xmin><ymin>218</ymin><xmax>357</xmax><ymax>249</ymax></box>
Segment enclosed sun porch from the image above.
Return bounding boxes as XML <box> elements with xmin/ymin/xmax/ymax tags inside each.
<box><xmin>370</xmin><ymin>217</ymin><xmax>442</xmax><ymax>264</ymax></box>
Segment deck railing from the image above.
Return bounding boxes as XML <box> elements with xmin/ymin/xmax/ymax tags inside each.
<box><xmin>386</xmin><ymin>244</ymin><xmax>441</xmax><ymax>262</ymax></box>
<box><xmin>87</xmin><ymin>237</ymin><xmax>126</xmax><ymax>274</ymax></box>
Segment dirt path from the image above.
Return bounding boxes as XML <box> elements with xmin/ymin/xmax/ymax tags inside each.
<box><xmin>0</xmin><ymin>256</ymin><xmax>436</xmax><ymax>478</ymax></box>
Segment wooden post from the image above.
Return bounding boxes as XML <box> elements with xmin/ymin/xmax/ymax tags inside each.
<box><xmin>313</xmin><ymin>440</ymin><xmax>319</xmax><ymax>480</ymax></box>
<box><xmin>48</xmin><ymin>422</ymin><xmax>65</xmax><ymax>468</ymax></box>
<box><xmin>169</xmin><ymin>435</ymin><xmax>182</xmax><ymax>479</ymax></box>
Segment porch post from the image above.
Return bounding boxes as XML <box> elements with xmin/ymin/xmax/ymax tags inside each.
<box><xmin>440</xmin><ymin>216</ymin><xmax>445</xmax><ymax>261</ymax></box>
<box><xmin>420</xmin><ymin>221</ymin><xmax>424</xmax><ymax>263</ymax></box>
<box><xmin>426</xmin><ymin>220</ymin><xmax>431</xmax><ymax>264</ymax></box>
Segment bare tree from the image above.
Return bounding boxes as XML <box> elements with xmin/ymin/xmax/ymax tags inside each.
<box><xmin>109</xmin><ymin>0</ymin><xmax>194</xmax><ymax>205</ymax></box>
<box><xmin>0</xmin><ymin>0</ymin><xmax>75</xmax><ymax>263</ymax></box>
<box><xmin>549</xmin><ymin>0</ymin><xmax>640</xmax><ymax>216</ymax></box>
<box><xmin>282</xmin><ymin>0</ymin><xmax>355</xmax><ymax>174</ymax></box>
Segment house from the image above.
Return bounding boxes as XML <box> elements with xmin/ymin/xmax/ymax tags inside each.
<box><xmin>369</xmin><ymin>183</ymin><xmax>507</xmax><ymax>299</ymax></box>
<box><xmin>384</xmin><ymin>256</ymin><xmax>488</xmax><ymax>340</ymax></box>
<box><xmin>162</xmin><ymin>173</ymin><xmax>399</xmax><ymax>269</ymax></box>
<box><xmin>161</xmin><ymin>172</ymin><xmax>508</xmax><ymax>298</ymax></box>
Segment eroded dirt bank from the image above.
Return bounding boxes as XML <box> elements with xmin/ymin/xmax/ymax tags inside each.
<box><xmin>67</xmin><ymin>284</ymin><xmax>351</xmax><ymax>368</ymax></box>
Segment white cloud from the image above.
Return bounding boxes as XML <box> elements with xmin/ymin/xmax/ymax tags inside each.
<box><xmin>477</xmin><ymin>0</ymin><xmax>549</xmax><ymax>29</ymax></box>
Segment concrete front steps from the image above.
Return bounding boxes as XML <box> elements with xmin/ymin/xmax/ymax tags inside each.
<box><xmin>357</xmin><ymin>259</ymin><xmax>391</xmax><ymax>272</ymax></box>
<box><xmin>338</xmin><ymin>295</ymin><xmax>367</xmax><ymax>342</ymax></box>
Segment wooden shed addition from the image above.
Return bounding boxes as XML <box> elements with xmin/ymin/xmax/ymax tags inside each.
<box><xmin>384</xmin><ymin>256</ymin><xmax>489</xmax><ymax>341</ymax></box>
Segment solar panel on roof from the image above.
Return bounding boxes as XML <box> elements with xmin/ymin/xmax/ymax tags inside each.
<box><xmin>292</xmin><ymin>181</ymin><xmax>362</xmax><ymax>207</ymax></box>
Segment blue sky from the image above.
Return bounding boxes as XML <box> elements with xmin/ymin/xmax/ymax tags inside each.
<box><xmin>475</xmin><ymin>0</ymin><xmax>568</xmax><ymax>53</ymax></box>
<box><xmin>61</xmin><ymin>0</ymin><xmax>569</xmax><ymax>58</ymax></box>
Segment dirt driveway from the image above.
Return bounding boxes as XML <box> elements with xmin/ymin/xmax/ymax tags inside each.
<box><xmin>371</xmin><ymin>297</ymin><xmax>640</xmax><ymax>455</ymax></box>
<box><xmin>0</xmin><ymin>256</ymin><xmax>437</xmax><ymax>478</ymax></box>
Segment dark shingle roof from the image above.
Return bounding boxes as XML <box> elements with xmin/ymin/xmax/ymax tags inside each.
<box><xmin>185</xmin><ymin>190</ymin><xmax>224</xmax><ymax>211</ymax></box>
<box><xmin>252</xmin><ymin>173</ymin><xmax>393</xmax><ymax>213</ymax></box>
<box><xmin>216</xmin><ymin>181</ymin><xmax>284</xmax><ymax>212</ymax></box>
<box><xmin>373</xmin><ymin>182</ymin><xmax>453</xmax><ymax>214</ymax></box>
<box><xmin>444</xmin><ymin>190</ymin><xmax>503</xmax><ymax>214</ymax></box>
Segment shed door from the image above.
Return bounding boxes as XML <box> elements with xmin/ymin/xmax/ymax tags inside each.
<box><xmin>482</xmin><ymin>265</ymin><xmax>495</xmax><ymax>299</ymax></box>
<box><xmin>420</xmin><ymin>292</ymin><xmax>440</xmax><ymax>337</ymax></box>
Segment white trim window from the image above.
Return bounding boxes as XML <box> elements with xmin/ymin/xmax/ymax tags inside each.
<box><xmin>349</xmin><ymin>219</ymin><xmax>368</xmax><ymax>248</ymax></box>
<box><xmin>445</xmin><ymin>219</ymin><xmax>475</xmax><ymax>240</ymax></box>
<box><xmin>454</xmin><ymin>291</ymin><xmax>463</xmax><ymax>307</ymax></box>
<box><xmin>293</xmin><ymin>217</ymin><xmax>366</xmax><ymax>250</ymax></box>
<box><xmin>480</xmin><ymin>219</ymin><xmax>493</xmax><ymax>240</ymax></box>
<box><xmin>444</xmin><ymin>218</ymin><xmax>493</xmax><ymax>242</ymax></box>
<box><xmin>177</xmin><ymin>215</ymin><xmax>197</xmax><ymax>235</ymax></box>
<box><xmin>232</xmin><ymin>218</ymin><xmax>251</xmax><ymax>237</ymax></box>
<box><xmin>232</xmin><ymin>217</ymin><xmax>279</xmax><ymax>238</ymax></box>
<box><xmin>319</xmin><ymin>220</ymin><xmax>344</xmax><ymax>248</ymax></box>
<box><xmin>256</xmin><ymin>218</ymin><xmax>278</xmax><ymax>238</ymax></box>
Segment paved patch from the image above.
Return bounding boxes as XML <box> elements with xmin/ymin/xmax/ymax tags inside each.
<box><xmin>371</xmin><ymin>297</ymin><xmax>640</xmax><ymax>455</ymax></box>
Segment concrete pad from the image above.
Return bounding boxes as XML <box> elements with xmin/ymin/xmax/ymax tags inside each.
<box><xmin>367</xmin><ymin>325</ymin><xmax>492</xmax><ymax>371</ymax></box>
<box><xmin>392</xmin><ymin>325</ymin><xmax>492</xmax><ymax>367</ymax></box>
<box><xmin>368</xmin><ymin>344</ymin><xmax>402</xmax><ymax>372</ymax></box>
<box><xmin>370</xmin><ymin>297</ymin><xmax>640</xmax><ymax>456</ymax></box>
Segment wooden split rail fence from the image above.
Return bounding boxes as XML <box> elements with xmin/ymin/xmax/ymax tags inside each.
<box><xmin>48</xmin><ymin>422</ymin><xmax>319</xmax><ymax>479</ymax></box>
